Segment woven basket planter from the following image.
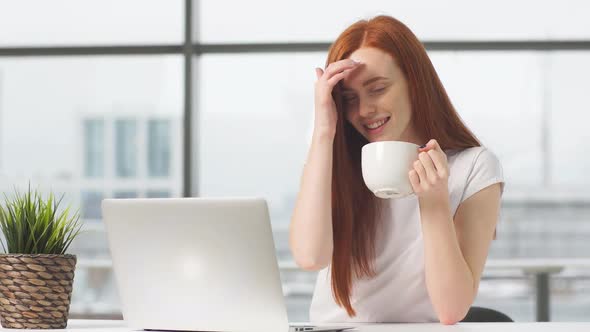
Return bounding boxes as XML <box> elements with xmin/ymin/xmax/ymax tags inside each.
<box><xmin>0</xmin><ymin>254</ymin><xmax>76</xmax><ymax>329</ymax></box>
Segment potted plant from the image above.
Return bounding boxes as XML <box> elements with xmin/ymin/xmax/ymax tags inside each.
<box><xmin>0</xmin><ymin>187</ymin><xmax>82</xmax><ymax>329</ymax></box>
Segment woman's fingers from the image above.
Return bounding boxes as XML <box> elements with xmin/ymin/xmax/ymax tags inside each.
<box><xmin>412</xmin><ymin>138</ymin><xmax>450</xmax><ymax>196</ymax></box>
<box><xmin>430</xmin><ymin>139</ymin><xmax>443</xmax><ymax>153</ymax></box>
<box><xmin>315</xmin><ymin>59</ymin><xmax>361</xmax><ymax>90</ymax></box>
<box><xmin>413</xmin><ymin>159</ymin><xmax>427</xmax><ymax>186</ymax></box>
<box><xmin>323</xmin><ymin>59</ymin><xmax>361</xmax><ymax>80</ymax></box>
<box><xmin>428</xmin><ymin>150</ymin><xmax>447</xmax><ymax>177</ymax></box>
<box><xmin>315</xmin><ymin>67</ymin><xmax>324</xmax><ymax>80</ymax></box>
<box><xmin>311</xmin><ymin>58</ymin><xmax>361</xmax><ymax>136</ymax></box>
<box><xmin>419</xmin><ymin>138</ymin><xmax>444</xmax><ymax>155</ymax></box>
<box><xmin>418</xmin><ymin>152</ymin><xmax>438</xmax><ymax>184</ymax></box>
<box><xmin>326</xmin><ymin>70</ymin><xmax>351</xmax><ymax>87</ymax></box>
<box><xmin>408</xmin><ymin>170</ymin><xmax>421</xmax><ymax>193</ymax></box>
<box><xmin>418</xmin><ymin>139</ymin><xmax>447</xmax><ymax>173</ymax></box>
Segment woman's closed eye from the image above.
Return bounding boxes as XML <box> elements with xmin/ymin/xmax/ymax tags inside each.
<box><xmin>342</xmin><ymin>85</ymin><xmax>388</xmax><ymax>104</ymax></box>
<box><xmin>342</xmin><ymin>94</ymin><xmax>358</xmax><ymax>104</ymax></box>
<box><xmin>370</xmin><ymin>86</ymin><xmax>387</xmax><ymax>95</ymax></box>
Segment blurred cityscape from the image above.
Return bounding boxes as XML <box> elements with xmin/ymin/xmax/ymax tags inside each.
<box><xmin>1</xmin><ymin>109</ymin><xmax>588</xmax><ymax>322</ymax></box>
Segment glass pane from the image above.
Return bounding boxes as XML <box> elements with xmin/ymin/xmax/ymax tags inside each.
<box><xmin>198</xmin><ymin>52</ymin><xmax>322</xmax><ymax>227</ymax></box>
<box><xmin>115</xmin><ymin>119</ymin><xmax>138</xmax><ymax>178</ymax></box>
<box><xmin>148</xmin><ymin>119</ymin><xmax>171</xmax><ymax>177</ymax></box>
<box><xmin>430</xmin><ymin>51</ymin><xmax>544</xmax><ymax>189</ymax></box>
<box><xmin>84</xmin><ymin>119</ymin><xmax>105</xmax><ymax>177</ymax></box>
<box><xmin>0</xmin><ymin>56</ymin><xmax>183</xmax><ymax>318</ymax></box>
<box><xmin>0</xmin><ymin>0</ymin><xmax>183</xmax><ymax>46</ymax></box>
<box><xmin>549</xmin><ymin>51</ymin><xmax>590</xmax><ymax>187</ymax></box>
<box><xmin>199</xmin><ymin>53</ymin><xmax>322</xmax><ymax>322</ymax></box>
<box><xmin>200</xmin><ymin>0</ymin><xmax>590</xmax><ymax>43</ymax></box>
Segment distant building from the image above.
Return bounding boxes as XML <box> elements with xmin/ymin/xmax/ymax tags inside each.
<box><xmin>80</xmin><ymin>113</ymin><xmax>182</xmax><ymax>221</ymax></box>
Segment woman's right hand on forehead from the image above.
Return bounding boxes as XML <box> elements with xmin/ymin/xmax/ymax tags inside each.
<box><xmin>313</xmin><ymin>59</ymin><xmax>361</xmax><ymax>138</ymax></box>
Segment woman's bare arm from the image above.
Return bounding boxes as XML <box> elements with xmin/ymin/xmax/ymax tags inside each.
<box><xmin>289</xmin><ymin>59</ymin><xmax>361</xmax><ymax>271</ymax></box>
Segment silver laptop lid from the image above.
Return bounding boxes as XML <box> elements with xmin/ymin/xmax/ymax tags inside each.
<box><xmin>102</xmin><ymin>197</ymin><xmax>289</xmax><ymax>332</ymax></box>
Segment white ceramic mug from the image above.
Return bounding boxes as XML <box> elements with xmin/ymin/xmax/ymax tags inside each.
<box><xmin>361</xmin><ymin>140</ymin><xmax>420</xmax><ymax>199</ymax></box>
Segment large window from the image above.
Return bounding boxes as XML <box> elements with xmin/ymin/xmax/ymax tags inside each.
<box><xmin>199</xmin><ymin>53</ymin><xmax>321</xmax><ymax>231</ymax></box>
<box><xmin>198</xmin><ymin>50</ymin><xmax>590</xmax><ymax>321</ymax></box>
<box><xmin>0</xmin><ymin>56</ymin><xmax>183</xmax><ymax>317</ymax></box>
<box><xmin>1</xmin><ymin>0</ymin><xmax>589</xmax><ymax>323</ymax></box>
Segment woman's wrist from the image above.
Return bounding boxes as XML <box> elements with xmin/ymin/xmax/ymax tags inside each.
<box><xmin>419</xmin><ymin>196</ymin><xmax>452</xmax><ymax>222</ymax></box>
<box><xmin>312</xmin><ymin>127</ymin><xmax>336</xmax><ymax>143</ymax></box>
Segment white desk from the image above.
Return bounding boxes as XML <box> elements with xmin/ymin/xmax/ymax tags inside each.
<box><xmin>8</xmin><ymin>320</ymin><xmax>590</xmax><ymax>332</ymax></box>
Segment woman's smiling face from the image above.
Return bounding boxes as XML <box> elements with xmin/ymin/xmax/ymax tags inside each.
<box><xmin>340</xmin><ymin>47</ymin><xmax>421</xmax><ymax>144</ymax></box>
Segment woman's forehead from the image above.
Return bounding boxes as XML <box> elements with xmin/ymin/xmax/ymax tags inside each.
<box><xmin>342</xmin><ymin>49</ymin><xmax>398</xmax><ymax>89</ymax></box>
<box><xmin>349</xmin><ymin>47</ymin><xmax>395</xmax><ymax>68</ymax></box>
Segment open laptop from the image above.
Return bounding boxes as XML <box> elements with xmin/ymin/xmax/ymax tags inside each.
<box><xmin>102</xmin><ymin>197</ymin><xmax>354</xmax><ymax>332</ymax></box>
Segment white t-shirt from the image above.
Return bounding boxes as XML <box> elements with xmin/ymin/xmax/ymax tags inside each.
<box><xmin>309</xmin><ymin>146</ymin><xmax>505</xmax><ymax>323</ymax></box>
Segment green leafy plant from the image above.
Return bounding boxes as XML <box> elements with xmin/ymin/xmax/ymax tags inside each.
<box><xmin>0</xmin><ymin>186</ymin><xmax>82</xmax><ymax>255</ymax></box>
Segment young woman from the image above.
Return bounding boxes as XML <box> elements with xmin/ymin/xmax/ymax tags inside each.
<box><xmin>289</xmin><ymin>15</ymin><xmax>504</xmax><ymax>325</ymax></box>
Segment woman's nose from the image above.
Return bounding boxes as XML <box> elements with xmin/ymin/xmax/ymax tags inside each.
<box><xmin>359</xmin><ymin>101</ymin><xmax>377</xmax><ymax>118</ymax></box>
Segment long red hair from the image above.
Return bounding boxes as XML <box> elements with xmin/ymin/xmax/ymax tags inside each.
<box><xmin>328</xmin><ymin>15</ymin><xmax>480</xmax><ymax>317</ymax></box>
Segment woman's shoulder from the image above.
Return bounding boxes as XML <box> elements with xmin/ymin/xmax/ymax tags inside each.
<box><xmin>445</xmin><ymin>146</ymin><xmax>504</xmax><ymax>206</ymax></box>
<box><xmin>445</xmin><ymin>146</ymin><xmax>500</xmax><ymax>169</ymax></box>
